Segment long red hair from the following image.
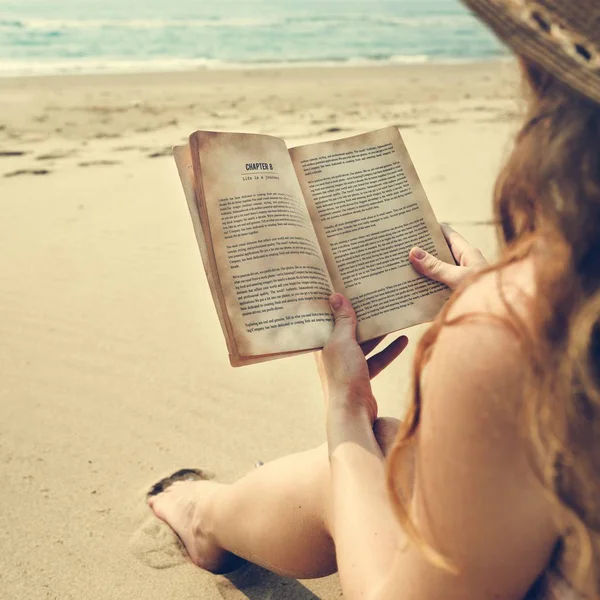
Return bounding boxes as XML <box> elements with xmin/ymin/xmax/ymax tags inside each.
<box><xmin>386</xmin><ymin>59</ymin><xmax>600</xmax><ymax>596</ymax></box>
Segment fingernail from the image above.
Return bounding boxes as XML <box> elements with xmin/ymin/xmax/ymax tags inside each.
<box><xmin>329</xmin><ymin>294</ymin><xmax>343</xmax><ymax>310</ymax></box>
<box><xmin>412</xmin><ymin>248</ymin><xmax>426</xmax><ymax>260</ymax></box>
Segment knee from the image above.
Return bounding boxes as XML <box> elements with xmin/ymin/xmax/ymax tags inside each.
<box><xmin>373</xmin><ymin>417</ymin><xmax>402</xmax><ymax>457</ymax></box>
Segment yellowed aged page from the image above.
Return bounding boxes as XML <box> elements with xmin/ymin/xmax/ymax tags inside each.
<box><xmin>173</xmin><ymin>145</ymin><xmax>242</xmax><ymax>363</ymax></box>
<box><xmin>189</xmin><ymin>131</ymin><xmax>334</xmax><ymax>359</ymax></box>
<box><xmin>290</xmin><ymin>126</ymin><xmax>454</xmax><ymax>342</ymax></box>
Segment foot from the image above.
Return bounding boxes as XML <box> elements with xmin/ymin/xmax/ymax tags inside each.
<box><xmin>148</xmin><ymin>480</ymin><xmax>240</xmax><ymax>573</ymax></box>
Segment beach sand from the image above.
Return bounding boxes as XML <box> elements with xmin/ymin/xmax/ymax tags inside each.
<box><xmin>1</xmin><ymin>61</ymin><xmax>521</xmax><ymax>599</ymax></box>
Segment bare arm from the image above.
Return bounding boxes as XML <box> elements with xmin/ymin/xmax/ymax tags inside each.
<box><xmin>375</xmin><ymin>300</ymin><xmax>558</xmax><ymax>599</ymax></box>
<box><xmin>319</xmin><ymin>239</ymin><xmax>558</xmax><ymax>600</ymax></box>
<box><xmin>317</xmin><ymin>294</ymin><xmax>409</xmax><ymax>591</ymax></box>
<box><xmin>327</xmin><ymin>404</ymin><xmax>401</xmax><ymax>593</ymax></box>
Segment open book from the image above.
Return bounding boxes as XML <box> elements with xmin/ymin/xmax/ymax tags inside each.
<box><xmin>174</xmin><ymin>126</ymin><xmax>453</xmax><ymax>367</ymax></box>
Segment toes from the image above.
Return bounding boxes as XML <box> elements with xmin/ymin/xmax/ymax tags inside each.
<box><xmin>147</xmin><ymin>468</ymin><xmax>210</xmax><ymax>499</ymax></box>
<box><xmin>170</xmin><ymin>468</ymin><xmax>206</xmax><ymax>480</ymax></box>
<box><xmin>149</xmin><ymin>500</ymin><xmax>167</xmax><ymax>522</ymax></box>
<box><xmin>147</xmin><ymin>486</ymin><xmax>170</xmax><ymax>508</ymax></box>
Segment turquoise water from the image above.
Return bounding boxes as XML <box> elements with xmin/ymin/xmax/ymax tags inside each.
<box><xmin>0</xmin><ymin>0</ymin><xmax>505</xmax><ymax>76</ymax></box>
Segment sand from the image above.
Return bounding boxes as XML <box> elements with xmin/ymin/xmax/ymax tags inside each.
<box><xmin>0</xmin><ymin>61</ymin><xmax>522</xmax><ymax>599</ymax></box>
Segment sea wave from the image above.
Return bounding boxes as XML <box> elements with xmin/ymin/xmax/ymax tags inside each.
<box><xmin>0</xmin><ymin>13</ymin><xmax>475</xmax><ymax>32</ymax></box>
<box><xmin>0</xmin><ymin>2</ymin><xmax>504</xmax><ymax>78</ymax></box>
<box><xmin>0</xmin><ymin>57</ymin><xmax>224</xmax><ymax>76</ymax></box>
<box><xmin>0</xmin><ymin>54</ymin><xmax>501</xmax><ymax>78</ymax></box>
<box><xmin>0</xmin><ymin>17</ymin><xmax>277</xmax><ymax>30</ymax></box>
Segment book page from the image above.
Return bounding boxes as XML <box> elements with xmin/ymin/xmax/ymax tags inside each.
<box><xmin>189</xmin><ymin>131</ymin><xmax>334</xmax><ymax>359</ymax></box>
<box><xmin>290</xmin><ymin>126</ymin><xmax>454</xmax><ymax>342</ymax></box>
<box><xmin>174</xmin><ymin>146</ymin><xmax>312</xmax><ymax>366</ymax></box>
<box><xmin>175</xmin><ymin>144</ymin><xmax>328</xmax><ymax>366</ymax></box>
<box><xmin>174</xmin><ymin>145</ymin><xmax>250</xmax><ymax>366</ymax></box>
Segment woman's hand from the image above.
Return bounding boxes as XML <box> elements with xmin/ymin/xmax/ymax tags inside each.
<box><xmin>316</xmin><ymin>294</ymin><xmax>408</xmax><ymax>424</ymax></box>
<box><xmin>318</xmin><ymin>298</ymin><xmax>409</xmax><ymax>596</ymax></box>
<box><xmin>409</xmin><ymin>224</ymin><xmax>488</xmax><ymax>289</ymax></box>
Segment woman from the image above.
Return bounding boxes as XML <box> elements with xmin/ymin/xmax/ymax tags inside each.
<box><xmin>148</xmin><ymin>1</ymin><xmax>600</xmax><ymax>598</ymax></box>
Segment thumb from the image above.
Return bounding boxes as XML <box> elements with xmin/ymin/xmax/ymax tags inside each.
<box><xmin>409</xmin><ymin>247</ymin><xmax>463</xmax><ymax>290</ymax></box>
<box><xmin>329</xmin><ymin>294</ymin><xmax>358</xmax><ymax>342</ymax></box>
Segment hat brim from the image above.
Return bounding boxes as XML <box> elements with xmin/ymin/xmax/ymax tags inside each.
<box><xmin>461</xmin><ymin>0</ymin><xmax>600</xmax><ymax>104</ymax></box>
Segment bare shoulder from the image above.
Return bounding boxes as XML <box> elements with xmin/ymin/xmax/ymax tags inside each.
<box><xmin>448</xmin><ymin>257</ymin><xmax>536</xmax><ymax>324</ymax></box>
<box><xmin>423</xmin><ymin>258</ymin><xmax>537</xmax><ymax>428</ymax></box>
<box><xmin>428</xmin><ymin>257</ymin><xmax>537</xmax><ymax>389</ymax></box>
<box><xmin>398</xmin><ymin>257</ymin><xmax>559</xmax><ymax>599</ymax></box>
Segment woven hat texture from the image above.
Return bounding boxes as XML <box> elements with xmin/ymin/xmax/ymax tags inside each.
<box><xmin>461</xmin><ymin>0</ymin><xmax>600</xmax><ymax>104</ymax></box>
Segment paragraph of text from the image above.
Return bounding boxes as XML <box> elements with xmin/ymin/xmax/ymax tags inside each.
<box><xmin>233</xmin><ymin>265</ymin><xmax>332</xmax><ymax>319</ymax></box>
<box><xmin>350</xmin><ymin>278</ymin><xmax>447</xmax><ymax>321</ymax></box>
<box><xmin>323</xmin><ymin>203</ymin><xmax>419</xmax><ymax>238</ymax></box>
<box><xmin>245</xmin><ymin>312</ymin><xmax>332</xmax><ymax>334</ymax></box>
<box><xmin>309</xmin><ymin>162</ymin><xmax>412</xmax><ymax>222</ymax></box>
<box><xmin>330</xmin><ymin>218</ymin><xmax>436</xmax><ymax>288</ymax></box>
<box><xmin>300</xmin><ymin>143</ymin><xmax>396</xmax><ymax>176</ymax></box>
<box><xmin>220</xmin><ymin>192</ymin><xmax>311</xmax><ymax>240</ymax></box>
<box><xmin>227</xmin><ymin>236</ymin><xmax>322</xmax><ymax>269</ymax></box>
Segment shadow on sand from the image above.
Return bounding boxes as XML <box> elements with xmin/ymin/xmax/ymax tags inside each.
<box><xmin>217</xmin><ymin>564</ymin><xmax>323</xmax><ymax>600</ymax></box>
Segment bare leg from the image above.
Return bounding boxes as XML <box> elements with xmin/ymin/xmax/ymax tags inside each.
<box><xmin>149</xmin><ymin>418</ymin><xmax>401</xmax><ymax>579</ymax></box>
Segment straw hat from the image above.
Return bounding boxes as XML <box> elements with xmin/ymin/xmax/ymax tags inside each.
<box><xmin>461</xmin><ymin>0</ymin><xmax>600</xmax><ymax>104</ymax></box>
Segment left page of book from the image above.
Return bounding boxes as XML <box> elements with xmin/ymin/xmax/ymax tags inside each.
<box><xmin>173</xmin><ymin>144</ymin><xmax>240</xmax><ymax>364</ymax></box>
<box><xmin>174</xmin><ymin>145</ymin><xmax>314</xmax><ymax>366</ymax></box>
<box><xmin>188</xmin><ymin>131</ymin><xmax>335</xmax><ymax>360</ymax></box>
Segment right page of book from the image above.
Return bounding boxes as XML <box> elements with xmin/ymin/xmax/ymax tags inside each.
<box><xmin>289</xmin><ymin>126</ymin><xmax>454</xmax><ymax>343</ymax></box>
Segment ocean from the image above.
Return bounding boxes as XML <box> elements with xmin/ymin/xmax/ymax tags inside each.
<box><xmin>0</xmin><ymin>0</ymin><xmax>505</xmax><ymax>77</ymax></box>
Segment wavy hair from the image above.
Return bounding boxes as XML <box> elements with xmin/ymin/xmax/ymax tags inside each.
<box><xmin>386</xmin><ymin>59</ymin><xmax>600</xmax><ymax>596</ymax></box>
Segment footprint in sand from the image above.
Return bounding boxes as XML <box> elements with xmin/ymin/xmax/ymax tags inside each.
<box><xmin>429</xmin><ymin>117</ymin><xmax>459</xmax><ymax>125</ymax></box>
<box><xmin>147</xmin><ymin>147</ymin><xmax>172</xmax><ymax>158</ymax></box>
<box><xmin>4</xmin><ymin>168</ymin><xmax>50</xmax><ymax>177</ymax></box>
<box><xmin>78</xmin><ymin>160</ymin><xmax>121</xmax><ymax>167</ymax></box>
<box><xmin>0</xmin><ymin>150</ymin><xmax>26</xmax><ymax>157</ymax></box>
<box><xmin>37</xmin><ymin>150</ymin><xmax>76</xmax><ymax>161</ymax></box>
<box><xmin>93</xmin><ymin>133</ymin><xmax>122</xmax><ymax>140</ymax></box>
<box><xmin>129</xmin><ymin>517</ymin><xmax>188</xmax><ymax>570</ymax></box>
<box><xmin>114</xmin><ymin>145</ymin><xmax>150</xmax><ymax>152</ymax></box>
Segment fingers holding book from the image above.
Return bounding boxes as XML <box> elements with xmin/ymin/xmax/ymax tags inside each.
<box><xmin>316</xmin><ymin>294</ymin><xmax>409</xmax><ymax>424</ymax></box>
<box><xmin>409</xmin><ymin>224</ymin><xmax>489</xmax><ymax>290</ymax></box>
